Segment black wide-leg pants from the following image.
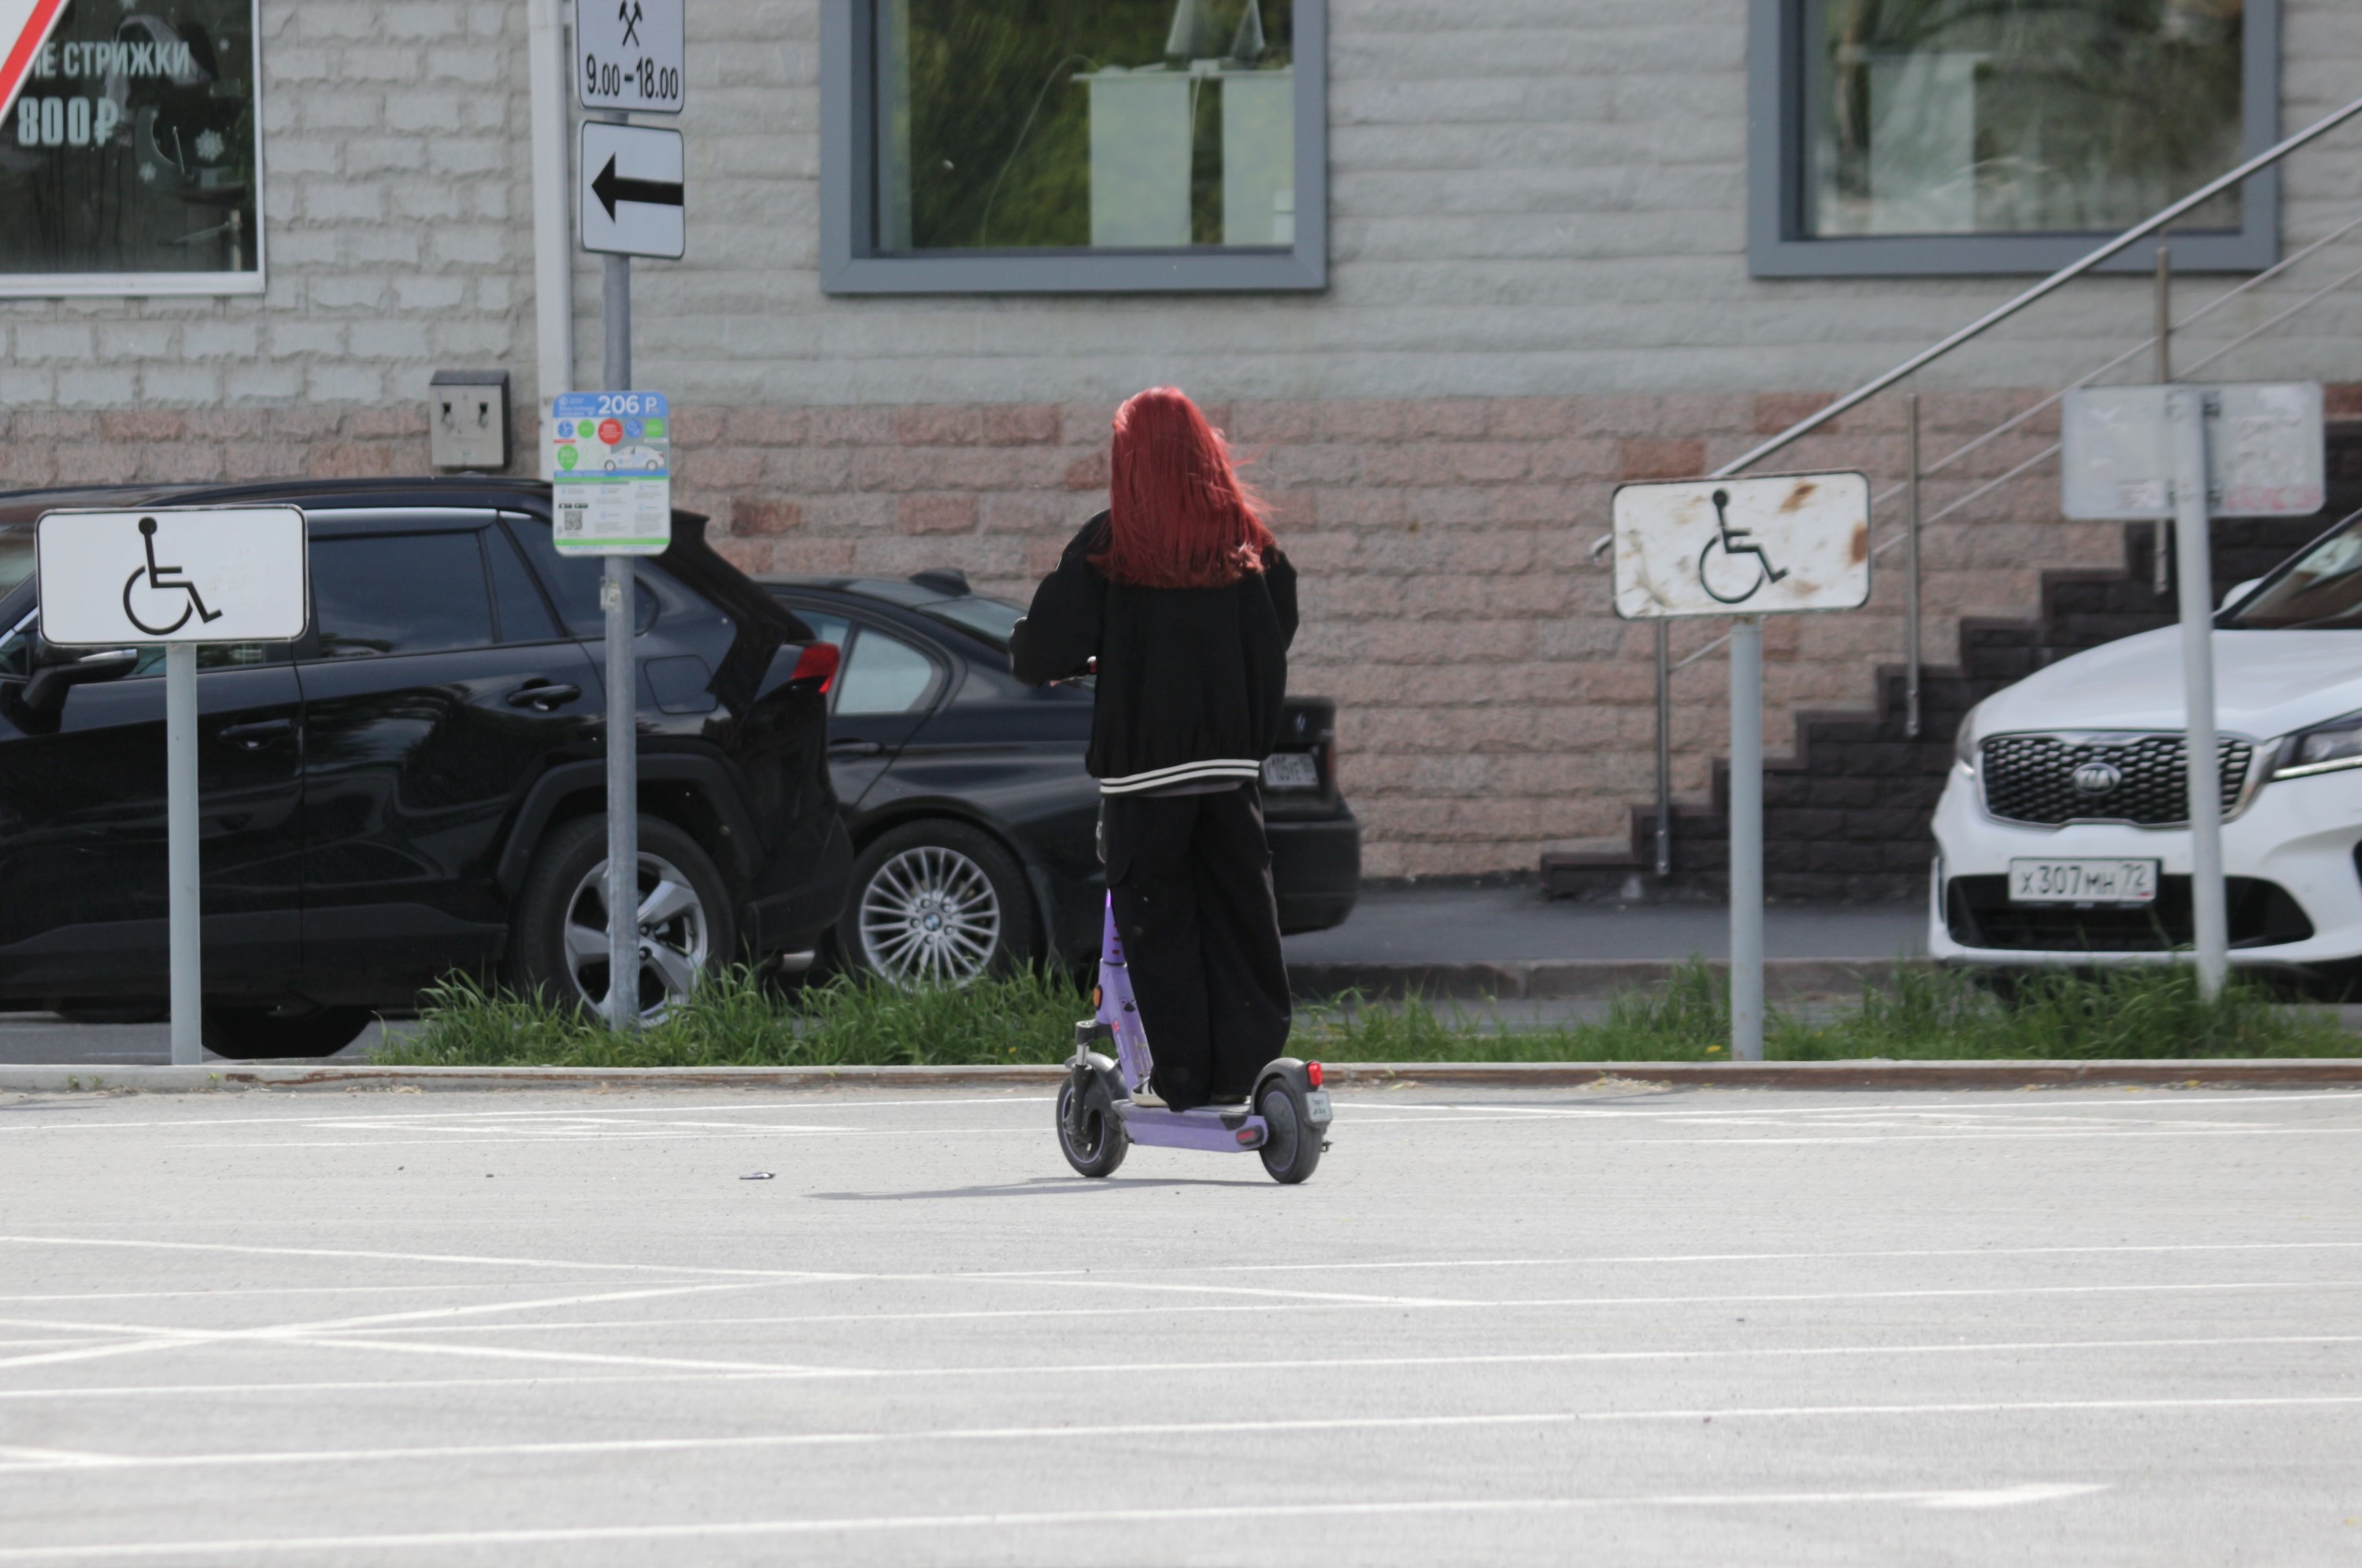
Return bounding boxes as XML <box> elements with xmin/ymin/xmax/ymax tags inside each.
<box><xmin>1101</xmin><ymin>784</ymin><xmax>1292</xmax><ymax>1111</ymax></box>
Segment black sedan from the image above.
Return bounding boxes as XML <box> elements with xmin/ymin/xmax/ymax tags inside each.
<box><xmin>761</xmin><ymin>570</ymin><xmax>1359</xmax><ymax>984</ymax></box>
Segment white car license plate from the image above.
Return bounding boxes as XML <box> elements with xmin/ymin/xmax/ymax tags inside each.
<box><xmin>1303</xmin><ymin>1089</ymin><xmax>1332</xmax><ymax>1122</ymax></box>
<box><xmin>1262</xmin><ymin>752</ymin><xmax>1320</xmax><ymax>791</ymax></box>
<box><xmin>2008</xmin><ymin>858</ymin><xmax>2159</xmax><ymax>904</ymax></box>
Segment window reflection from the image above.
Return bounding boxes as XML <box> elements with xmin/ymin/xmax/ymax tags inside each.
<box><xmin>835</xmin><ymin>628</ymin><xmax>939</xmax><ymax>714</ymax></box>
<box><xmin>879</xmin><ymin>0</ymin><xmax>1294</xmax><ymax>251</ymax></box>
<box><xmin>2225</xmin><ymin>517</ymin><xmax>2362</xmax><ymax>630</ymax></box>
<box><xmin>1805</xmin><ymin>0</ymin><xmax>2244</xmax><ymax>239</ymax></box>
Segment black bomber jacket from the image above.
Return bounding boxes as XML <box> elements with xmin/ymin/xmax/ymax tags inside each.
<box><xmin>1009</xmin><ymin>513</ymin><xmax>1298</xmax><ymax>794</ymax></box>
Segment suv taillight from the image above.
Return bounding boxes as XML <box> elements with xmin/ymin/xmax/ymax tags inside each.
<box><xmin>790</xmin><ymin>642</ymin><xmax>839</xmax><ymax>693</ymax></box>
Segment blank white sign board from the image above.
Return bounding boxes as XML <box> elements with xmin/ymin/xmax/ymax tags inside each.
<box><xmin>37</xmin><ymin>507</ymin><xmax>308</xmax><ymax>645</ymax></box>
<box><xmin>2063</xmin><ymin>383</ymin><xmax>2325</xmax><ymax>520</ymax></box>
<box><xmin>1612</xmin><ymin>472</ymin><xmax>1871</xmax><ymax>620</ymax></box>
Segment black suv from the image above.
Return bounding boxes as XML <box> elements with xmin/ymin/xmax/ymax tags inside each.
<box><xmin>0</xmin><ymin>479</ymin><xmax>850</xmax><ymax>1056</ymax></box>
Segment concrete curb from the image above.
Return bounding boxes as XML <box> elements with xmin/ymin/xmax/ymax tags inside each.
<box><xmin>5</xmin><ymin>1060</ymin><xmax>2360</xmax><ymax>1094</ymax></box>
<box><xmin>1286</xmin><ymin>959</ymin><xmax>1921</xmax><ymax>1000</ymax></box>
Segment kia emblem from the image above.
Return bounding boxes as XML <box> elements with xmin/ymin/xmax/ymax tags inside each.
<box><xmin>2071</xmin><ymin>760</ymin><xmax>2123</xmax><ymax>797</ymax></box>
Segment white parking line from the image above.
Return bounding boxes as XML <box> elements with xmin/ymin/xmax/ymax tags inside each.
<box><xmin>0</xmin><ymin>1283</ymin><xmax>617</xmax><ymax>1305</ymax></box>
<box><xmin>6</xmin><ymin>1389</ymin><xmax>2349</xmax><ymax>1477</ymax></box>
<box><xmin>0</xmin><ymin>1330</ymin><xmax>2350</xmax><ymax>1404</ymax></box>
<box><xmin>0</xmin><ymin>1235</ymin><xmax>853</xmax><ymax>1281</ymax></box>
<box><xmin>35</xmin><ymin>1278</ymin><xmax>2347</xmax><ymax>1378</ymax></box>
<box><xmin>6</xmin><ymin>1088</ymin><xmax>2353</xmax><ymax>1141</ymax></box>
<box><xmin>1342</xmin><ymin>1091</ymin><xmax>2362</xmax><ymax>1119</ymax></box>
<box><xmin>1079</xmin><ymin>1238</ymin><xmax>2362</xmax><ymax>1276</ymax></box>
<box><xmin>140</xmin><ymin>1125</ymin><xmax>1042</xmax><ymax>1152</ymax></box>
<box><xmin>19</xmin><ymin>1232</ymin><xmax>2362</xmax><ymax>1285</ymax></box>
<box><xmin>0</xmin><ymin>1281</ymin><xmax>794</xmax><ymax>1375</ymax></box>
<box><xmin>0</xmin><ymin>1096</ymin><xmax>1055</xmax><ymax>1136</ymax></box>
<box><xmin>0</xmin><ymin>1485</ymin><xmax>2111</xmax><ymax>1560</ymax></box>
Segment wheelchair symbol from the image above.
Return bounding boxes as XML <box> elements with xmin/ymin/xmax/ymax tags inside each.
<box><xmin>1697</xmin><ymin>488</ymin><xmax>1789</xmax><ymax>605</ymax></box>
<box><xmin>122</xmin><ymin>516</ymin><xmax>225</xmax><ymax>637</ymax></box>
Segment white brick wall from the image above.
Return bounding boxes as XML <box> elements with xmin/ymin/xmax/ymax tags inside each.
<box><xmin>0</xmin><ymin>0</ymin><xmax>2356</xmax><ymax>413</ymax></box>
<box><xmin>1</xmin><ymin>0</ymin><xmax>534</xmax><ymax>412</ymax></box>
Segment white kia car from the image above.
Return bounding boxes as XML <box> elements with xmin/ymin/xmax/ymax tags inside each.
<box><xmin>1932</xmin><ymin>511</ymin><xmax>2362</xmax><ymax>973</ymax></box>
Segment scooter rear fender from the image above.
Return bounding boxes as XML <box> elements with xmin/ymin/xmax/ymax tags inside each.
<box><xmin>1253</xmin><ymin>1057</ymin><xmax>1333</xmax><ymax>1128</ymax></box>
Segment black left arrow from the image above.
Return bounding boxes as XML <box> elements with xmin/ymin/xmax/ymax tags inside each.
<box><xmin>591</xmin><ymin>154</ymin><xmax>683</xmax><ymax>220</ymax></box>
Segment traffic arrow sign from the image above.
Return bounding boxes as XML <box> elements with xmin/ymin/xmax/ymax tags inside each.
<box><xmin>579</xmin><ymin>121</ymin><xmax>684</xmax><ymax>260</ymax></box>
<box><xmin>591</xmin><ymin>155</ymin><xmax>683</xmax><ymax>221</ymax></box>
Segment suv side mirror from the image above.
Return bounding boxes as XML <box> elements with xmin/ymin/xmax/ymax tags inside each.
<box><xmin>20</xmin><ymin>646</ymin><xmax>139</xmax><ymax>716</ymax></box>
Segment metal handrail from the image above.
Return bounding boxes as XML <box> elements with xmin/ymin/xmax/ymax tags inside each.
<box><xmin>1617</xmin><ymin>91</ymin><xmax>2362</xmax><ymax>877</ymax></box>
<box><xmin>1713</xmin><ymin>91</ymin><xmax>2362</xmax><ymax>483</ymax></box>
<box><xmin>1660</xmin><ymin>235</ymin><xmax>2362</xmax><ymax>675</ymax></box>
<box><xmin>1868</xmin><ymin>208</ymin><xmax>2362</xmax><ymax>514</ymax></box>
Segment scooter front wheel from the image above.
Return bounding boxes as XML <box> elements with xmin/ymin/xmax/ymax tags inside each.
<box><xmin>1256</xmin><ymin>1080</ymin><xmax>1324</xmax><ymax>1185</ymax></box>
<box><xmin>1056</xmin><ymin>1076</ymin><xmax>1127</xmax><ymax>1178</ymax></box>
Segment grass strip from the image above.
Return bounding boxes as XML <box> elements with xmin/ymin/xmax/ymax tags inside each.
<box><xmin>372</xmin><ymin>960</ymin><xmax>2356</xmax><ymax>1069</ymax></box>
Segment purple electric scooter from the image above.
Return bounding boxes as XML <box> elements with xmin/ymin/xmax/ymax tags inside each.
<box><xmin>1057</xmin><ymin>892</ymin><xmax>1331</xmax><ymax>1183</ymax></box>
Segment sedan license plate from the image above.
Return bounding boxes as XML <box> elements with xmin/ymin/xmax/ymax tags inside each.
<box><xmin>2008</xmin><ymin>858</ymin><xmax>2159</xmax><ymax>904</ymax></box>
<box><xmin>1303</xmin><ymin>1089</ymin><xmax>1332</xmax><ymax>1123</ymax></box>
<box><xmin>1262</xmin><ymin>752</ymin><xmax>1320</xmax><ymax>791</ymax></box>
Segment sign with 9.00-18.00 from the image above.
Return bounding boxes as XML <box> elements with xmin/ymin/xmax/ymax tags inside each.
<box><xmin>576</xmin><ymin>0</ymin><xmax>682</xmax><ymax>114</ymax></box>
<box><xmin>551</xmin><ymin>392</ymin><xmax>672</xmax><ymax>556</ymax></box>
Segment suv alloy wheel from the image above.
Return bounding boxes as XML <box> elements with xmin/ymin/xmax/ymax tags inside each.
<box><xmin>509</xmin><ymin>815</ymin><xmax>736</xmax><ymax>1022</ymax></box>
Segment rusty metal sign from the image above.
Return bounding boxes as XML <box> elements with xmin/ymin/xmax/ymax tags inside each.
<box><xmin>1611</xmin><ymin>471</ymin><xmax>1872</xmax><ymax>619</ymax></box>
<box><xmin>2062</xmin><ymin>382</ymin><xmax>2325</xmax><ymax>520</ymax></box>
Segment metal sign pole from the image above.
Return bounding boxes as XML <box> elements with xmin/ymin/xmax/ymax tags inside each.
<box><xmin>2155</xmin><ymin>235</ymin><xmax>2173</xmax><ymax>595</ymax></box>
<box><xmin>1904</xmin><ymin>393</ymin><xmax>1923</xmax><ymax>740</ymax></box>
<box><xmin>1727</xmin><ymin>616</ymin><xmax>1764</xmax><ymax>1060</ymax></box>
<box><xmin>165</xmin><ymin>643</ymin><xmax>202</xmax><ymax>1066</ymax></box>
<box><xmin>1653</xmin><ymin>620</ymin><xmax>1672</xmax><ymax>878</ymax></box>
<box><xmin>2168</xmin><ymin>389</ymin><xmax>2228</xmax><ymax>997</ymax></box>
<box><xmin>603</xmin><ymin>249</ymin><xmax>640</xmax><ymax>1033</ymax></box>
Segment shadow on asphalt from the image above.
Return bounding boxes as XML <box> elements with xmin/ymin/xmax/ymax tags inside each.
<box><xmin>809</xmin><ymin>1176</ymin><xmax>1271</xmax><ymax>1200</ymax></box>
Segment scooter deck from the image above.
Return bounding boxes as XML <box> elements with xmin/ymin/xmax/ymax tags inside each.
<box><xmin>1113</xmin><ymin>1102</ymin><xmax>1269</xmax><ymax>1152</ymax></box>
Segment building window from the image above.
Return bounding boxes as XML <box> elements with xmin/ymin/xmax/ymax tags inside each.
<box><xmin>0</xmin><ymin>0</ymin><xmax>264</xmax><ymax>297</ymax></box>
<box><xmin>822</xmin><ymin>0</ymin><xmax>1326</xmax><ymax>293</ymax></box>
<box><xmin>1750</xmin><ymin>0</ymin><xmax>2279</xmax><ymax>276</ymax></box>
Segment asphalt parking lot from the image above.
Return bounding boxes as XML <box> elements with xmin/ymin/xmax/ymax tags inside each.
<box><xmin>1</xmin><ymin>1083</ymin><xmax>2357</xmax><ymax>1564</ymax></box>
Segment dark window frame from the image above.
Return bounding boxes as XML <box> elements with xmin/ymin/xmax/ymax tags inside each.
<box><xmin>819</xmin><ymin>0</ymin><xmax>1328</xmax><ymax>294</ymax></box>
<box><xmin>1746</xmin><ymin>0</ymin><xmax>2282</xmax><ymax>278</ymax></box>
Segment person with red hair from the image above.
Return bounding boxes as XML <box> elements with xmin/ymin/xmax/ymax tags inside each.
<box><xmin>1011</xmin><ymin>387</ymin><xmax>1298</xmax><ymax>1110</ymax></box>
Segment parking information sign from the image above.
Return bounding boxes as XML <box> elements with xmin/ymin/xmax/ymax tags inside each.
<box><xmin>576</xmin><ymin>0</ymin><xmax>683</xmax><ymax>113</ymax></box>
<box><xmin>35</xmin><ymin>507</ymin><xmax>308</xmax><ymax>645</ymax></box>
<box><xmin>1610</xmin><ymin>472</ymin><xmax>1871</xmax><ymax>620</ymax></box>
<box><xmin>550</xmin><ymin>392</ymin><xmax>672</xmax><ymax>555</ymax></box>
<box><xmin>2063</xmin><ymin>383</ymin><xmax>2325</xmax><ymax>520</ymax></box>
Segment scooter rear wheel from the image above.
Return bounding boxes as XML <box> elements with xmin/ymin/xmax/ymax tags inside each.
<box><xmin>1056</xmin><ymin>1077</ymin><xmax>1128</xmax><ymax>1178</ymax></box>
<box><xmin>1256</xmin><ymin>1080</ymin><xmax>1324</xmax><ymax>1185</ymax></box>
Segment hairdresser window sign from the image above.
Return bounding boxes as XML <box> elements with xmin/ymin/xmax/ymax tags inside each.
<box><xmin>0</xmin><ymin>0</ymin><xmax>262</xmax><ymax>295</ymax></box>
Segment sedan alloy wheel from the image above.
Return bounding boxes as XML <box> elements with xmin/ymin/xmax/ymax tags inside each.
<box><xmin>856</xmin><ymin>844</ymin><xmax>1004</xmax><ymax>986</ymax></box>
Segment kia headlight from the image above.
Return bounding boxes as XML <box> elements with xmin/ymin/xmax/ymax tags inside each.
<box><xmin>2271</xmin><ymin>711</ymin><xmax>2362</xmax><ymax>779</ymax></box>
<box><xmin>1953</xmin><ymin>704</ymin><xmax>1981</xmax><ymax>772</ymax></box>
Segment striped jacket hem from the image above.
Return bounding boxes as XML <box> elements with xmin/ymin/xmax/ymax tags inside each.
<box><xmin>1097</xmin><ymin>758</ymin><xmax>1263</xmax><ymax>795</ymax></box>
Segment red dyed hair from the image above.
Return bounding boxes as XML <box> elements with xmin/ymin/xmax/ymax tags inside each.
<box><xmin>1090</xmin><ymin>386</ymin><xmax>1277</xmax><ymax>590</ymax></box>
